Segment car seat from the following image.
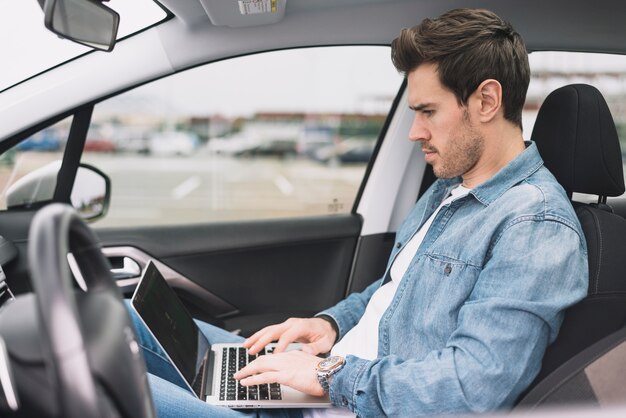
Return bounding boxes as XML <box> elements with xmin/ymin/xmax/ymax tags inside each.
<box><xmin>517</xmin><ymin>325</ymin><xmax>626</xmax><ymax>408</ymax></box>
<box><xmin>516</xmin><ymin>84</ymin><xmax>626</xmax><ymax>405</ymax></box>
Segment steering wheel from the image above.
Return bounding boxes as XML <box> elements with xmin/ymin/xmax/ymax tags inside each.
<box><xmin>25</xmin><ymin>203</ymin><xmax>155</xmax><ymax>418</ymax></box>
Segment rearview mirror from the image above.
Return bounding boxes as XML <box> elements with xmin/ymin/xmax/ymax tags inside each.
<box><xmin>41</xmin><ymin>0</ymin><xmax>120</xmax><ymax>52</ymax></box>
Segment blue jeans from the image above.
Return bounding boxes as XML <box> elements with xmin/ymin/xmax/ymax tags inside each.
<box><xmin>127</xmin><ymin>303</ymin><xmax>303</xmax><ymax>418</ymax></box>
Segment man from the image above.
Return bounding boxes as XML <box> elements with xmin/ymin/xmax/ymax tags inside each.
<box><xmin>135</xmin><ymin>8</ymin><xmax>588</xmax><ymax>417</ymax></box>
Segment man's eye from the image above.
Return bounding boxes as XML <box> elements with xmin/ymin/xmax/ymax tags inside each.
<box><xmin>422</xmin><ymin>110</ymin><xmax>433</xmax><ymax>117</ymax></box>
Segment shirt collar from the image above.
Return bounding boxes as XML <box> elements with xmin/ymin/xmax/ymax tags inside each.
<box><xmin>429</xmin><ymin>141</ymin><xmax>544</xmax><ymax>207</ymax></box>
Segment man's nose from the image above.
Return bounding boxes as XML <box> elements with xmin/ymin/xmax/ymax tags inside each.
<box><xmin>409</xmin><ymin>117</ymin><xmax>430</xmax><ymax>143</ymax></box>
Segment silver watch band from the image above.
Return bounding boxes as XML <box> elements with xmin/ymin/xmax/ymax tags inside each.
<box><xmin>317</xmin><ymin>372</ymin><xmax>331</xmax><ymax>393</ymax></box>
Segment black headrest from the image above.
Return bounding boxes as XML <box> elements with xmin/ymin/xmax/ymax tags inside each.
<box><xmin>531</xmin><ymin>84</ymin><xmax>625</xmax><ymax>197</ymax></box>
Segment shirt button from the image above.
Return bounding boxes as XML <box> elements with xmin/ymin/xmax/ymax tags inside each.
<box><xmin>444</xmin><ymin>264</ymin><xmax>452</xmax><ymax>276</ymax></box>
<box><xmin>395</xmin><ymin>242</ymin><xmax>402</xmax><ymax>249</ymax></box>
<box><xmin>341</xmin><ymin>396</ymin><xmax>348</xmax><ymax>406</ymax></box>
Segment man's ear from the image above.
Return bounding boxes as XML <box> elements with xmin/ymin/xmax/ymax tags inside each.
<box><xmin>473</xmin><ymin>79</ymin><xmax>502</xmax><ymax>123</ymax></box>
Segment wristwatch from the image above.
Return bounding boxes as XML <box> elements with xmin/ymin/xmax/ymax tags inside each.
<box><xmin>316</xmin><ymin>355</ymin><xmax>345</xmax><ymax>394</ymax></box>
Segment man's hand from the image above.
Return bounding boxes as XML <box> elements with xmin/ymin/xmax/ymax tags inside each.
<box><xmin>243</xmin><ymin>317</ymin><xmax>337</xmax><ymax>355</ymax></box>
<box><xmin>234</xmin><ymin>350</ymin><xmax>326</xmax><ymax>397</ymax></box>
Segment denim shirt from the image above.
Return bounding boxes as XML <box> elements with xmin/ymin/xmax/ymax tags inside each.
<box><xmin>318</xmin><ymin>142</ymin><xmax>588</xmax><ymax>417</ymax></box>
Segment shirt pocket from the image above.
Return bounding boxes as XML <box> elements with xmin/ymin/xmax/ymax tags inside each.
<box><xmin>411</xmin><ymin>254</ymin><xmax>481</xmax><ymax>344</ymax></box>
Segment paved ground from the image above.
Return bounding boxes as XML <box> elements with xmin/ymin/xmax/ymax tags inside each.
<box><xmin>79</xmin><ymin>152</ymin><xmax>367</xmax><ymax>228</ymax></box>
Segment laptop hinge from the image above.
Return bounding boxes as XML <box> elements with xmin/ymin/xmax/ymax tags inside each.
<box><xmin>204</xmin><ymin>350</ymin><xmax>214</xmax><ymax>397</ymax></box>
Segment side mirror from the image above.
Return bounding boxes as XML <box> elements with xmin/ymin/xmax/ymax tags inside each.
<box><xmin>6</xmin><ymin>161</ymin><xmax>61</xmax><ymax>210</ymax></box>
<box><xmin>70</xmin><ymin>164</ymin><xmax>111</xmax><ymax>221</ymax></box>
<box><xmin>6</xmin><ymin>162</ymin><xmax>111</xmax><ymax>222</ymax></box>
<box><xmin>41</xmin><ymin>0</ymin><xmax>120</xmax><ymax>52</ymax></box>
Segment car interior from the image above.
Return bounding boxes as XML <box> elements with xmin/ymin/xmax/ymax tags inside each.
<box><xmin>1</xmin><ymin>0</ymin><xmax>626</xmax><ymax>417</ymax></box>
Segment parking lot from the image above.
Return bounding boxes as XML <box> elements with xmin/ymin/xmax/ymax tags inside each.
<box><xmin>82</xmin><ymin>152</ymin><xmax>367</xmax><ymax>227</ymax></box>
<box><xmin>0</xmin><ymin>147</ymin><xmax>369</xmax><ymax>228</ymax></box>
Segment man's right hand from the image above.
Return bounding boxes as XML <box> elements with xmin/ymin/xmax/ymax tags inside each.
<box><xmin>243</xmin><ymin>317</ymin><xmax>337</xmax><ymax>355</ymax></box>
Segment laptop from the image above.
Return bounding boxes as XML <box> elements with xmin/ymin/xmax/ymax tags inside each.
<box><xmin>131</xmin><ymin>261</ymin><xmax>332</xmax><ymax>409</ymax></box>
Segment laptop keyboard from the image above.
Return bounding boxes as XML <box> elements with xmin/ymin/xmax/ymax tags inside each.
<box><xmin>219</xmin><ymin>346</ymin><xmax>282</xmax><ymax>401</ymax></box>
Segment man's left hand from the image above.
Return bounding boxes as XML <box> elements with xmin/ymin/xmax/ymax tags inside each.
<box><xmin>234</xmin><ymin>350</ymin><xmax>326</xmax><ymax>397</ymax></box>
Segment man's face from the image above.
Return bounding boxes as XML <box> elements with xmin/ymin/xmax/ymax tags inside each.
<box><xmin>407</xmin><ymin>63</ymin><xmax>485</xmax><ymax>180</ymax></box>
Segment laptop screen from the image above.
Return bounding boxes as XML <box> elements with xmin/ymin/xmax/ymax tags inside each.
<box><xmin>132</xmin><ymin>261</ymin><xmax>210</xmax><ymax>385</ymax></box>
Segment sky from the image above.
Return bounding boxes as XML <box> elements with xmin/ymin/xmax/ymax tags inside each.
<box><xmin>97</xmin><ymin>46</ymin><xmax>404</xmax><ymax>118</ymax></box>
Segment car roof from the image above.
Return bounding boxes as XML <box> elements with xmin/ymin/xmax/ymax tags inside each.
<box><xmin>161</xmin><ymin>0</ymin><xmax>626</xmax><ymax>56</ymax></box>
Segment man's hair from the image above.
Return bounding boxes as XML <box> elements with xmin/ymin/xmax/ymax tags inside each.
<box><xmin>391</xmin><ymin>8</ymin><xmax>530</xmax><ymax>129</ymax></box>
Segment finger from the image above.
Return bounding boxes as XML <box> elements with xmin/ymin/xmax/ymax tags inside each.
<box><xmin>248</xmin><ymin>333</ymin><xmax>279</xmax><ymax>355</ymax></box>
<box><xmin>239</xmin><ymin>371</ymin><xmax>282</xmax><ymax>387</ymax></box>
<box><xmin>244</xmin><ymin>324</ymin><xmax>280</xmax><ymax>349</ymax></box>
<box><xmin>242</xmin><ymin>330</ymin><xmax>261</xmax><ymax>348</ymax></box>
<box><xmin>234</xmin><ymin>355</ymin><xmax>276</xmax><ymax>380</ymax></box>
<box><xmin>247</xmin><ymin>326</ymin><xmax>286</xmax><ymax>355</ymax></box>
<box><xmin>273</xmin><ymin>328</ymin><xmax>299</xmax><ymax>353</ymax></box>
<box><xmin>300</xmin><ymin>343</ymin><xmax>318</xmax><ymax>355</ymax></box>
<box><xmin>301</xmin><ymin>338</ymin><xmax>331</xmax><ymax>355</ymax></box>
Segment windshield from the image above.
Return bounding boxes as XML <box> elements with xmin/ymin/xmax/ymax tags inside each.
<box><xmin>0</xmin><ymin>0</ymin><xmax>168</xmax><ymax>92</ymax></box>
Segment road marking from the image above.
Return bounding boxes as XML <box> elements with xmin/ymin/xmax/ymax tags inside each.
<box><xmin>171</xmin><ymin>176</ymin><xmax>202</xmax><ymax>200</ymax></box>
<box><xmin>273</xmin><ymin>175</ymin><xmax>294</xmax><ymax>195</ymax></box>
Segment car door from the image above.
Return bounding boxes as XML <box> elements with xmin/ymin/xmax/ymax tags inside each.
<box><xmin>0</xmin><ymin>46</ymin><xmax>409</xmax><ymax>337</ymax></box>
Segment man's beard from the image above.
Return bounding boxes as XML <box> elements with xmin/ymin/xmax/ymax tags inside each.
<box><xmin>431</xmin><ymin>113</ymin><xmax>485</xmax><ymax>179</ymax></box>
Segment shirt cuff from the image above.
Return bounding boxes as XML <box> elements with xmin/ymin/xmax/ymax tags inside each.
<box><xmin>328</xmin><ymin>355</ymin><xmax>369</xmax><ymax>412</ymax></box>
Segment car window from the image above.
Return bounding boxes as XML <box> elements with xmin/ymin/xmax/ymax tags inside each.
<box><xmin>0</xmin><ymin>117</ymin><xmax>72</xmax><ymax>210</ymax></box>
<box><xmin>525</xmin><ymin>51</ymin><xmax>626</xmax><ymax>203</ymax></box>
<box><xmin>83</xmin><ymin>46</ymin><xmax>402</xmax><ymax>228</ymax></box>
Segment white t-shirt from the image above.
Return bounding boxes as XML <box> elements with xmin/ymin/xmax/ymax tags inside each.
<box><xmin>304</xmin><ymin>185</ymin><xmax>471</xmax><ymax>418</ymax></box>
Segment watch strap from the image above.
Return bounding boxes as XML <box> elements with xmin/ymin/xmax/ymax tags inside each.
<box><xmin>317</xmin><ymin>372</ymin><xmax>331</xmax><ymax>393</ymax></box>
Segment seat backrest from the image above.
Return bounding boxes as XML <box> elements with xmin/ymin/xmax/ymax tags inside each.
<box><xmin>517</xmin><ymin>326</ymin><xmax>626</xmax><ymax>408</ymax></box>
<box><xmin>519</xmin><ymin>84</ymin><xmax>626</xmax><ymax>402</ymax></box>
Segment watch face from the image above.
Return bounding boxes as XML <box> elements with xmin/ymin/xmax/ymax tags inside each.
<box><xmin>318</xmin><ymin>355</ymin><xmax>344</xmax><ymax>371</ymax></box>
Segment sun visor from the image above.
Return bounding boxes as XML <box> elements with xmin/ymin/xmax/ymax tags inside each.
<box><xmin>199</xmin><ymin>0</ymin><xmax>287</xmax><ymax>27</ymax></box>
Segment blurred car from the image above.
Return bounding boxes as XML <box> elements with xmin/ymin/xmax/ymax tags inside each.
<box><xmin>296</xmin><ymin>125</ymin><xmax>337</xmax><ymax>158</ymax></box>
<box><xmin>85</xmin><ymin>127</ymin><xmax>116</xmax><ymax>152</ymax></box>
<box><xmin>84</xmin><ymin>137</ymin><xmax>116</xmax><ymax>153</ymax></box>
<box><xmin>15</xmin><ymin>131</ymin><xmax>60</xmax><ymax>151</ymax></box>
<box><xmin>207</xmin><ymin>135</ymin><xmax>260</xmax><ymax>155</ymax></box>
<box><xmin>337</xmin><ymin>141</ymin><xmax>376</xmax><ymax>164</ymax></box>
<box><xmin>297</xmin><ymin>138</ymin><xmax>334</xmax><ymax>159</ymax></box>
<box><xmin>112</xmin><ymin>127</ymin><xmax>151</xmax><ymax>154</ymax></box>
<box><xmin>148</xmin><ymin>131</ymin><xmax>199</xmax><ymax>156</ymax></box>
<box><xmin>235</xmin><ymin>139</ymin><xmax>297</xmax><ymax>158</ymax></box>
<box><xmin>313</xmin><ymin>138</ymin><xmax>376</xmax><ymax>164</ymax></box>
<box><xmin>1</xmin><ymin>1</ymin><xmax>626</xmax><ymax>418</ymax></box>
